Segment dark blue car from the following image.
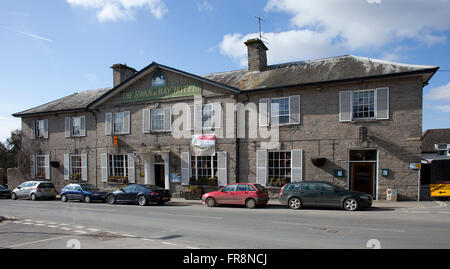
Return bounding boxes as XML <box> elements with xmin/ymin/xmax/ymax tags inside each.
<box><xmin>106</xmin><ymin>184</ymin><xmax>171</xmax><ymax>206</ymax></box>
<box><xmin>0</xmin><ymin>185</ymin><xmax>11</xmax><ymax>199</ymax></box>
<box><xmin>61</xmin><ymin>183</ymin><xmax>107</xmax><ymax>203</ymax></box>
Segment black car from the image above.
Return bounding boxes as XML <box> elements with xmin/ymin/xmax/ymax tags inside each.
<box><xmin>0</xmin><ymin>185</ymin><xmax>11</xmax><ymax>199</ymax></box>
<box><xmin>105</xmin><ymin>184</ymin><xmax>171</xmax><ymax>206</ymax></box>
<box><xmin>279</xmin><ymin>181</ymin><xmax>373</xmax><ymax>211</ymax></box>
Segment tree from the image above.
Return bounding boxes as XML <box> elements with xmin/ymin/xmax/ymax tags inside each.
<box><xmin>0</xmin><ymin>129</ymin><xmax>22</xmax><ymax>169</ymax></box>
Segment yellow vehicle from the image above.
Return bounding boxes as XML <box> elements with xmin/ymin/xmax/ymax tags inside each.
<box><xmin>430</xmin><ymin>182</ymin><xmax>450</xmax><ymax>200</ymax></box>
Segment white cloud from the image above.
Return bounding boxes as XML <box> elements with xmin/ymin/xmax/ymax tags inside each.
<box><xmin>197</xmin><ymin>1</ymin><xmax>213</xmax><ymax>13</ymax></box>
<box><xmin>436</xmin><ymin>105</ymin><xmax>450</xmax><ymax>113</ymax></box>
<box><xmin>67</xmin><ymin>0</ymin><xmax>168</xmax><ymax>22</ymax></box>
<box><xmin>426</xmin><ymin>82</ymin><xmax>450</xmax><ymax>101</ymax></box>
<box><xmin>220</xmin><ymin>0</ymin><xmax>450</xmax><ymax>65</ymax></box>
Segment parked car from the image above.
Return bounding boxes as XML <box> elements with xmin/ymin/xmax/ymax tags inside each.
<box><xmin>0</xmin><ymin>185</ymin><xmax>11</xmax><ymax>199</ymax></box>
<box><xmin>11</xmin><ymin>181</ymin><xmax>57</xmax><ymax>200</ymax></box>
<box><xmin>105</xmin><ymin>184</ymin><xmax>171</xmax><ymax>206</ymax></box>
<box><xmin>279</xmin><ymin>181</ymin><xmax>373</xmax><ymax>211</ymax></box>
<box><xmin>202</xmin><ymin>183</ymin><xmax>269</xmax><ymax>208</ymax></box>
<box><xmin>60</xmin><ymin>183</ymin><xmax>107</xmax><ymax>203</ymax></box>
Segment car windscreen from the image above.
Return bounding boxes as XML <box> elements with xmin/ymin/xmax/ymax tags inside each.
<box><xmin>39</xmin><ymin>183</ymin><xmax>55</xmax><ymax>189</ymax></box>
<box><xmin>0</xmin><ymin>185</ymin><xmax>5</xmax><ymax>190</ymax></box>
<box><xmin>143</xmin><ymin>185</ymin><xmax>163</xmax><ymax>190</ymax></box>
<box><xmin>81</xmin><ymin>184</ymin><xmax>99</xmax><ymax>191</ymax></box>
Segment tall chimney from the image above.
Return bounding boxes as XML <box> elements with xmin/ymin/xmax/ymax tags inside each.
<box><xmin>244</xmin><ymin>38</ymin><xmax>268</xmax><ymax>72</ymax></box>
<box><xmin>111</xmin><ymin>64</ymin><xmax>137</xmax><ymax>87</ymax></box>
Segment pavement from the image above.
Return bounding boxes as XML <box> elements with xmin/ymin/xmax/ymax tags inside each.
<box><xmin>168</xmin><ymin>197</ymin><xmax>443</xmax><ymax>209</ymax></box>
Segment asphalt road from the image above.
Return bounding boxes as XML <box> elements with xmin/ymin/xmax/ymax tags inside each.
<box><xmin>1</xmin><ymin>198</ymin><xmax>449</xmax><ymax>249</ymax></box>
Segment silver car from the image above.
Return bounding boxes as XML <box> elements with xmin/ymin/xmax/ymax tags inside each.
<box><xmin>11</xmin><ymin>181</ymin><xmax>57</xmax><ymax>200</ymax></box>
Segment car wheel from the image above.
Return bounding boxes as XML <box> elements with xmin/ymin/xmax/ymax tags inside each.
<box><xmin>245</xmin><ymin>198</ymin><xmax>256</xmax><ymax>209</ymax></box>
<box><xmin>84</xmin><ymin>195</ymin><xmax>91</xmax><ymax>203</ymax></box>
<box><xmin>61</xmin><ymin>194</ymin><xmax>68</xmax><ymax>202</ymax></box>
<box><xmin>106</xmin><ymin>195</ymin><xmax>115</xmax><ymax>205</ymax></box>
<box><xmin>288</xmin><ymin>197</ymin><xmax>302</xmax><ymax>210</ymax></box>
<box><xmin>343</xmin><ymin>198</ymin><xmax>359</xmax><ymax>211</ymax></box>
<box><xmin>11</xmin><ymin>193</ymin><xmax>17</xmax><ymax>200</ymax></box>
<box><xmin>206</xmin><ymin>197</ymin><xmax>216</xmax><ymax>207</ymax></box>
<box><xmin>138</xmin><ymin>195</ymin><xmax>147</xmax><ymax>206</ymax></box>
<box><xmin>31</xmin><ymin>193</ymin><xmax>38</xmax><ymax>201</ymax></box>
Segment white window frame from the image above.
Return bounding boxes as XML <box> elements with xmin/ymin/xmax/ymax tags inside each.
<box><xmin>268</xmin><ymin>150</ymin><xmax>292</xmax><ymax>185</ymax></box>
<box><xmin>34</xmin><ymin>120</ymin><xmax>47</xmax><ymax>138</ymax></box>
<box><xmin>436</xmin><ymin>143</ymin><xmax>450</xmax><ymax>156</ymax></box>
<box><xmin>151</xmin><ymin>109</ymin><xmax>165</xmax><ymax>132</ymax></box>
<box><xmin>108</xmin><ymin>154</ymin><xmax>129</xmax><ymax>180</ymax></box>
<box><xmin>270</xmin><ymin>97</ymin><xmax>290</xmax><ymax>125</ymax></box>
<box><xmin>35</xmin><ymin>155</ymin><xmax>47</xmax><ymax>179</ymax></box>
<box><xmin>351</xmin><ymin>89</ymin><xmax>376</xmax><ymax>120</ymax></box>
<box><xmin>113</xmin><ymin>112</ymin><xmax>126</xmax><ymax>134</ymax></box>
<box><xmin>71</xmin><ymin>117</ymin><xmax>82</xmax><ymax>137</ymax></box>
<box><xmin>201</xmin><ymin>104</ymin><xmax>214</xmax><ymax>129</ymax></box>
<box><xmin>191</xmin><ymin>155</ymin><xmax>218</xmax><ymax>180</ymax></box>
<box><xmin>70</xmin><ymin>155</ymin><xmax>82</xmax><ymax>180</ymax></box>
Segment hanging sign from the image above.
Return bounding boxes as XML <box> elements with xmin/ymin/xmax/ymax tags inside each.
<box><xmin>191</xmin><ymin>134</ymin><xmax>216</xmax><ymax>156</ymax></box>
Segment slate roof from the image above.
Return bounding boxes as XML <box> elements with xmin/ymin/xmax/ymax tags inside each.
<box><xmin>13</xmin><ymin>54</ymin><xmax>438</xmax><ymax>117</ymax></box>
<box><xmin>422</xmin><ymin>129</ymin><xmax>450</xmax><ymax>153</ymax></box>
<box><xmin>13</xmin><ymin>87</ymin><xmax>111</xmax><ymax>117</ymax></box>
<box><xmin>201</xmin><ymin>55</ymin><xmax>438</xmax><ymax>91</ymax></box>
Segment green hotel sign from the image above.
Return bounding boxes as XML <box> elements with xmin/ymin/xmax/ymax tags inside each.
<box><xmin>120</xmin><ymin>83</ymin><xmax>202</xmax><ymax>103</ymax></box>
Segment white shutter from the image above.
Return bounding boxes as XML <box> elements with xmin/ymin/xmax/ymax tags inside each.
<box><xmin>181</xmin><ymin>152</ymin><xmax>191</xmax><ymax>186</ymax></box>
<box><xmin>105</xmin><ymin>113</ymin><xmax>112</xmax><ymax>135</ymax></box>
<box><xmin>339</xmin><ymin>91</ymin><xmax>352</xmax><ymax>122</ymax></box>
<box><xmin>217</xmin><ymin>152</ymin><xmax>227</xmax><ymax>186</ymax></box>
<box><xmin>64</xmin><ymin>154</ymin><xmax>70</xmax><ymax>180</ymax></box>
<box><xmin>213</xmin><ymin>103</ymin><xmax>222</xmax><ymax>129</ymax></box>
<box><xmin>291</xmin><ymin>149</ymin><xmax>303</xmax><ymax>182</ymax></box>
<box><xmin>65</xmin><ymin>117</ymin><xmax>71</xmax><ymax>138</ymax></box>
<box><xmin>143</xmin><ymin>109</ymin><xmax>151</xmax><ymax>133</ymax></box>
<box><xmin>164</xmin><ymin>107</ymin><xmax>172</xmax><ymax>131</ymax></box>
<box><xmin>101</xmin><ymin>153</ymin><xmax>108</xmax><ymax>182</ymax></box>
<box><xmin>80</xmin><ymin>116</ymin><xmax>86</xmax><ymax>136</ymax></box>
<box><xmin>376</xmin><ymin>87</ymin><xmax>389</xmax><ymax>120</ymax></box>
<box><xmin>44</xmin><ymin>155</ymin><xmax>50</xmax><ymax>180</ymax></box>
<box><xmin>81</xmin><ymin>154</ymin><xmax>88</xmax><ymax>181</ymax></box>
<box><xmin>194</xmin><ymin>104</ymin><xmax>203</xmax><ymax>131</ymax></box>
<box><xmin>43</xmin><ymin>119</ymin><xmax>49</xmax><ymax>139</ymax></box>
<box><xmin>186</xmin><ymin>105</ymin><xmax>194</xmax><ymax>131</ymax></box>
<box><xmin>256</xmin><ymin>150</ymin><xmax>268</xmax><ymax>186</ymax></box>
<box><xmin>30</xmin><ymin>155</ymin><xmax>36</xmax><ymax>179</ymax></box>
<box><xmin>127</xmin><ymin>153</ymin><xmax>135</xmax><ymax>183</ymax></box>
<box><xmin>259</xmin><ymin>99</ymin><xmax>270</xmax><ymax>127</ymax></box>
<box><xmin>123</xmin><ymin>111</ymin><xmax>130</xmax><ymax>134</ymax></box>
<box><xmin>289</xmin><ymin>95</ymin><xmax>301</xmax><ymax>124</ymax></box>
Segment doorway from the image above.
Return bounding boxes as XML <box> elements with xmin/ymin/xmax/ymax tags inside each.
<box><xmin>349</xmin><ymin>150</ymin><xmax>377</xmax><ymax>198</ymax></box>
<box><xmin>154</xmin><ymin>164</ymin><xmax>165</xmax><ymax>188</ymax></box>
<box><xmin>351</xmin><ymin>162</ymin><xmax>375</xmax><ymax>195</ymax></box>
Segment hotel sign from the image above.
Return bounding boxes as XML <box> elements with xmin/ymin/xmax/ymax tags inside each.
<box><xmin>120</xmin><ymin>83</ymin><xmax>202</xmax><ymax>103</ymax></box>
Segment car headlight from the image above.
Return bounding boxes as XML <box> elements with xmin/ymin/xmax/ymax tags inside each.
<box><xmin>359</xmin><ymin>195</ymin><xmax>370</xmax><ymax>200</ymax></box>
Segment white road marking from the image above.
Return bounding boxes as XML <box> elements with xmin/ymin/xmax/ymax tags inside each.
<box><xmin>6</xmin><ymin>236</ymin><xmax>67</xmax><ymax>248</ymax></box>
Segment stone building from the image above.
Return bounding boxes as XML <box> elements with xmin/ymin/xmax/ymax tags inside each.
<box><xmin>11</xmin><ymin>38</ymin><xmax>438</xmax><ymax>200</ymax></box>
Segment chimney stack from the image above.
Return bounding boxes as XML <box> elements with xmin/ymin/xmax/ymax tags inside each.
<box><xmin>244</xmin><ymin>38</ymin><xmax>268</xmax><ymax>72</ymax></box>
<box><xmin>111</xmin><ymin>64</ymin><xmax>137</xmax><ymax>87</ymax></box>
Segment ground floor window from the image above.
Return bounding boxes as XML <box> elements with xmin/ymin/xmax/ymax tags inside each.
<box><xmin>108</xmin><ymin>154</ymin><xmax>128</xmax><ymax>183</ymax></box>
<box><xmin>268</xmin><ymin>151</ymin><xmax>292</xmax><ymax>186</ymax></box>
<box><xmin>35</xmin><ymin>155</ymin><xmax>46</xmax><ymax>179</ymax></box>
<box><xmin>70</xmin><ymin>155</ymin><xmax>82</xmax><ymax>180</ymax></box>
<box><xmin>190</xmin><ymin>155</ymin><xmax>218</xmax><ymax>185</ymax></box>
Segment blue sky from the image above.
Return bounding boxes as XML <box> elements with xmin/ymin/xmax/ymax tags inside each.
<box><xmin>1</xmin><ymin>0</ymin><xmax>450</xmax><ymax>143</ymax></box>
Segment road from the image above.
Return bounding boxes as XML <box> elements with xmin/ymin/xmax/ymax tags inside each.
<box><xmin>1</xmin><ymin>199</ymin><xmax>449</xmax><ymax>249</ymax></box>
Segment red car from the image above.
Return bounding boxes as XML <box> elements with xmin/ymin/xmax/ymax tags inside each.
<box><xmin>202</xmin><ymin>183</ymin><xmax>269</xmax><ymax>208</ymax></box>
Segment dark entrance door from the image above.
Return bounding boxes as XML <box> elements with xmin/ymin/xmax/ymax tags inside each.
<box><xmin>154</xmin><ymin>164</ymin><xmax>165</xmax><ymax>188</ymax></box>
<box><xmin>351</xmin><ymin>162</ymin><xmax>375</xmax><ymax>195</ymax></box>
